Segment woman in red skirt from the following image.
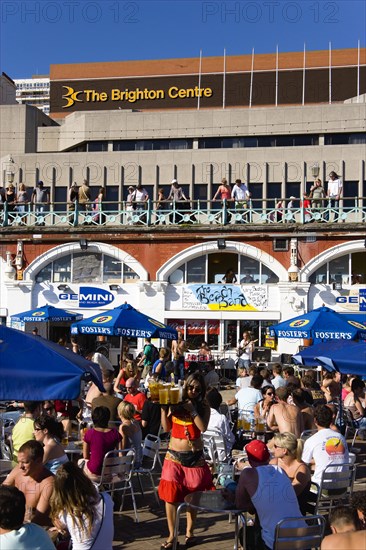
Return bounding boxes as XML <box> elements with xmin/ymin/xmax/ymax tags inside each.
<box><xmin>158</xmin><ymin>372</ymin><xmax>214</xmax><ymax>549</ymax></box>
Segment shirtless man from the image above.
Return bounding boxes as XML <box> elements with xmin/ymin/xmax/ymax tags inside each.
<box><xmin>3</xmin><ymin>440</ymin><xmax>54</xmax><ymax>526</ymax></box>
<box><xmin>171</xmin><ymin>331</ymin><xmax>188</xmax><ymax>381</ymax></box>
<box><xmin>321</xmin><ymin>505</ymin><xmax>364</xmax><ymax>550</ymax></box>
<box><xmin>267</xmin><ymin>386</ymin><xmax>304</xmax><ymax>438</ymax></box>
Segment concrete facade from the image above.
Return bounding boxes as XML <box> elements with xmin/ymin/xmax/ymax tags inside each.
<box><xmin>1</xmin><ymin>49</ymin><xmax>365</xmax><ymax>364</ymax></box>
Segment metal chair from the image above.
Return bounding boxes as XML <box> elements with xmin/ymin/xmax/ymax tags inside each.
<box><xmin>96</xmin><ymin>448</ymin><xmax>139</xmax><ymax>522</ymax></box>
<box><xmin>315</xmin><ymin>461</ymin><xmax>357</xmax><ymax>513</ymax></box>
<box><xmin>203</xmin><ymin>428</ymin><xmax>231</xmax><ymax>463</ymax></box>
<box><xmin>300</xmin><ymin>429</ymin><xmax>317</xmax><ymax>441</ymax></box>
<box><xmin>0</xmin><ymin>458</ymin><xmax>12</xmax><ymax>482</ymax></box>
<box><xmin>344</xmin><ymin>408</ymin><xmax>361</xmax><ymax>448</ymax></box>
<box><xmin>273</xmin><ymin>514</ymin><xmax>325</xmax><ymax>550</ymax></box>
<box><xmin>132</xmin><ymin>434</ymin><xmax>161</xmax><ymax>506</ymax></box>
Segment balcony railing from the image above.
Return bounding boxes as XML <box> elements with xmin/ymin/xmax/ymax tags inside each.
<box><xmin>1</xmin><ymin>198</ymin><xmax>365</xmax><ymax>228</ymax></box>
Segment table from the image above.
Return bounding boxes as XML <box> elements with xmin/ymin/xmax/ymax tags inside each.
<box><xmin>64</xmin><ymin>441</ymin><xmax>83</xmax><ymax>460</ymax></box>
<box><xmin>173</xmin><ymin>490</ymin><xmax>246</xmax><ymax>550</ymax></box>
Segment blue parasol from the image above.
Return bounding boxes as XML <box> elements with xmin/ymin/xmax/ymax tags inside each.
<box><xmin>269</xmin><ymin>306</ymin><xmax>366</xmax><ymax>342</ymax></box>
<box><xmin>71</xmin><ymin>302</ymin><xmax>177</xmax><ymax>340</ymax></box>
<box><xmin>11</xmin><ymin>304</ymin><xmax>83</xmax><ymax>323</ymax></box>
<box><xmin>293</xmin><ymin>339</ymin><xmax>366</xmax><ymax>376</ymax></box>
<box><xmin>0</xmin><ymin>325</ymin><xmax>104</xmax><ymax>400</ymax></box>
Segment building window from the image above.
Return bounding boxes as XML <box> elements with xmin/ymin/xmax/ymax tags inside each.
<box><xmin>169</xmin><ymin>252</ymin><xmax>278</xmax><ymax>285</ymax></box>
<box><xmin>34</xmin><ymin>253</ymin><xmax>139</xmax><ymax>285</ymax></box>
<box><xmin>309</xmin><ymin>252</ymin><xmax>366</xmax><ymax>285</ymax></box>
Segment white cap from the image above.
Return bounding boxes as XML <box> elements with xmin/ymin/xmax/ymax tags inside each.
<box><xmin>171</xmin><ymin>179</ymin><xmax>178</xmax><ymax>184</ymax></box>
<box><xmin>290</xmin><ymin>196</ymin><xmax>296</xmax><ymax>200</ymax></box>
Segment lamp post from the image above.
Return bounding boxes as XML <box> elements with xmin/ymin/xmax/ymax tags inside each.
<box><xmin>5</xmin><ymin>155</ymin><xmax>15</xmax><ymax>185</ymax></box>
<box><xmin>311</xmin><ymin>162</ymin><xmax>320</xmax><ymax>179</ymax></box>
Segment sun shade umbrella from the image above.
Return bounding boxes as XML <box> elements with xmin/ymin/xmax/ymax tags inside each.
<box><xmin>70</xmin><ymin>302</ymin><xmax>178</xmax><ymax>340</ymax></box>
<box><xmin>0</xmin><ymin>325</ymin><xmax>104</xmax><ymax>400</ymax></box>
<box><xmin>11</xmin><ymin>304</ymin><xmax>83</xmax><ymax>323</ymax></box>
<box><xmin>293</xmin><ymin>339</ymin><xmax>366</xmax><ymax>375</ymax></box>
<box><xmin>269</xmin><ymin>306</ymin><xmax>366</xmax><ymax>342</ymax></box>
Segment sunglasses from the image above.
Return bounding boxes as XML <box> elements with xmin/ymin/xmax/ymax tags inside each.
<box><xmin>273</xmin><ymin>444</ymin><xmax>285</xmax><ymax>449</ymax></box>
<box><xmin>266</xmin><ymin>392</ymin><xmax>274</xmax><ymax>396</ymax></box>
<box><xmin>188</xmin><ymin>384</ymin><xmax>201</xmax><ymax>392</ymax></box>
<box><xmin>34</xmin><ymin>427</ymin><xmax>42</xmax><ymax>432</ymax></box>
<box><xmin>44</xmin><ymin>407</ymin><xmax>54</xmax><ymax>412</ymax></box>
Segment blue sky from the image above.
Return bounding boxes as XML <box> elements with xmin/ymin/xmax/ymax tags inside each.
<box><xmin>1</xmin><ymin>1</ymin><xmax>365</xmax><ymax>78</ymax></box>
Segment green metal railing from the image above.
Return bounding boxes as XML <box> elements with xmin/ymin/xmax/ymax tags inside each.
<box><xmin>1</xmin><ymin>198</ymin><xmax>365</xmax><ymax>228</ymax></box>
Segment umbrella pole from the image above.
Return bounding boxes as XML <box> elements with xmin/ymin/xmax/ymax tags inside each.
<box><xmin>120</xmin><ymin>336</ymin><xmax>124</xmax><ymax>370</ymax></box>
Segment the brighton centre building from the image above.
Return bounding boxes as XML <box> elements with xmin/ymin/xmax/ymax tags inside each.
<box><xmin>1</xmin><ymin>47</ymin><xmax>365</xmax><ymax>365</ymax></box>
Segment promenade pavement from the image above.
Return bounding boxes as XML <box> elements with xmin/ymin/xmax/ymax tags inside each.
<box><xmin>112</xmin><ymin>385</ymin><xmax>366</xmax><ymax>549</ymax></box>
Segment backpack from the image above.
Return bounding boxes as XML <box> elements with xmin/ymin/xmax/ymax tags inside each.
<box><xmin>150</xmin><ymin>344</ymin><xmax>160</xmax><ymax>365</ymax></box>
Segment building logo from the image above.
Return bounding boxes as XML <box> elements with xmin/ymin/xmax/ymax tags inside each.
<box><xmin>62</xmin><ymin>86</ymin><xmax>83</xmax><ymax>108</ymax></box>
<box><xmin>59</xmin><ymin>286</ymin><xmax>115</xmax><ymax>307</ymax></box>
<box><xmin>289</xmin><ymin>319</ymin><xmax>310</xmax><ymax>328</ymax></box>
<box><xmin>149</xmin><ymin>319</ymin><xmax>166</xmax><ymax>328</ymax></box>
<box><xmin>92</xmin><ymin>315</ymin><xmax>113</xmax><ymax>324</ymax></box>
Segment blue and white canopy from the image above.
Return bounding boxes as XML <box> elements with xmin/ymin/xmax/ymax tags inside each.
<box><xmin>293</xmin><ymin>339</ymin><xmax>366</xmax><ymax>376</ymax></box>
<box><xmin>71</xmin><ymin>302</ymin><xmax>177</xmax><ymax>340</ymax></box>
<box><xmin>11</xmin><ymin>304</ymin><xmax>83</xmax><ymax>323</ymax></box>
<box><xmin>270</xmin><ymin>306</ymin><xmax>366</xmax><ymax>341</ymax></box>
<box><xmin>0</xmin><ymin>325</ymin><xmax>103</xmax><ymax>400</ymax></box>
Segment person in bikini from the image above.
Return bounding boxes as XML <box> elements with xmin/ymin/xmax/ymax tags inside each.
<box><xmin>158</xmin><ymin>371</ymin><xmax>213</xmax><ymax>549</ymax></box>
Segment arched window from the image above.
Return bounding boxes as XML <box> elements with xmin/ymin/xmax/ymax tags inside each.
<box><xmin>169</xmin><ymin>252</ymin><xmax>279</xmax><ymax>285</ymax></box>
<box><xmin>309</xmin><ymin>251</ymin><xmax>366</xmax><ymax>285</ymax></box>
<box><xmin>35</xmin><ymin>252</ymin><xmax>139</xmax><ymax>284</ymax></box>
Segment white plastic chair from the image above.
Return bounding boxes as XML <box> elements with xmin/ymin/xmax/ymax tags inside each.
<box><xmin>133</xmin><ymin>434</ymin><xmax>161</xmax><ymax>506</ymax></box>
<box><xmin>96</xmin><ymin>448</ymin><xmax>139</xmax><ymax>522</ymax></box>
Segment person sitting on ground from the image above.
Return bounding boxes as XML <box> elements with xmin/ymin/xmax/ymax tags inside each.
<box><xmin>270</xmin><ymin>432</ymin><xmax>311</xmax><ymax>515</ymax></box>
<box><xmin>204</xmin><ymin>387</ymin><xmax>235</xmax><ymax>460</ymax></box>
<box><xmin>344</xmin><ymin>378</ymin><xmax>366</xmax><ymax>435</ymax></box>
<box><xmin>3</xmin><ymin>440</ymin><xmax>54</xmax><ymax>526</ymax></box>
<box><xmin>229</xmin><ymin>439</ymin><xmax>305</xmax><ymax>550</ymax></box>
<box><xmin>50</xmin><ymin>462</ymin><xmax>114</xmax><ymax>550</ymax></box>
<box><xmin>227</xmin><ymin>374</ymin><xmax>263</xmax><ymax>414</ymax></box>
<box><xmin>91</xmin><ymin>372</ymin><xmax>122</xmax><ymax>423</ymax></box>
<box><xmin>321</xmin><ymin>505</ymin><xmax>364</xmax><ymax>550</ymax></box>
<box><xmin>117</xmin><ymin>401</ymin><xmax>142</xmax><ymax>468</ymax></box>
<box><xmin>79</xmin><ymin>406</ymin><xmax>121</xmax><ymax>482</ymax></box>
<box><xmin>11</xmin><ymin>401</ymin><xmax>41</xmax><ymax>462</ymax></box>
<box><xmin>152</xmin><ymin>347</ymin><xmax>170</xmax><ymax>381</ymax></box>
<box><xmin>114</xmin><ymin>360</ymin><xmax>140</xmax><ymax>396</ymax></box>
<box><xmin>32</xmin><ymin>416</ymin><xmax>68</xmax><ymax>475</ymax></box>
<box><xmin>254</xmin><ymin>385</ymin><xmax>275</xmax><ymax>421</ymax></box>
<box><xmin>267</xmin><ymin>386</ymin><xmax>304</xmax><ymax>438</ymax></box>
<box><xmin>0</xmin><ymin>485</ymin><xmax>55</xmax><ymax>550</ymax></box>
<box><xmin>301</xmin><ymin>404</ymin><xmax>349</xmax><ymax>485</ymax></box>
<box><xmin>123</xmin><ymin>377</ymin><xmax>147</xmax><ymax>423</ymax></box>
<box><xmin>271</xmin><ymin>363</ymin><xmax>287</xmax><ymax>389</ymax></box>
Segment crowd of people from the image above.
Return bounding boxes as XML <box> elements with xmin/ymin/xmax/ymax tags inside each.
<box><xmin>0</xmin><ymin>330</ymin><xmax>365</xmax><ymax>550</ymax></box>
<box><xmin>0</xmin><ymin>172</ymin><xmax>344</xmax><ymax>226</ymax></box>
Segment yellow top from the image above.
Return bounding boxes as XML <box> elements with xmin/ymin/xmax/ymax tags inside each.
<box><xmin>11</xmin><ymin>417</ymin><xmax>35</xmax><ymax>460</ymax></box>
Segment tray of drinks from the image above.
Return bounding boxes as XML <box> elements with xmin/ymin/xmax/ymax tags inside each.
<box><xmin>148</xmin><ymin>381</ymin><xmax>181</xmax><ymax>405</ymax></box>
